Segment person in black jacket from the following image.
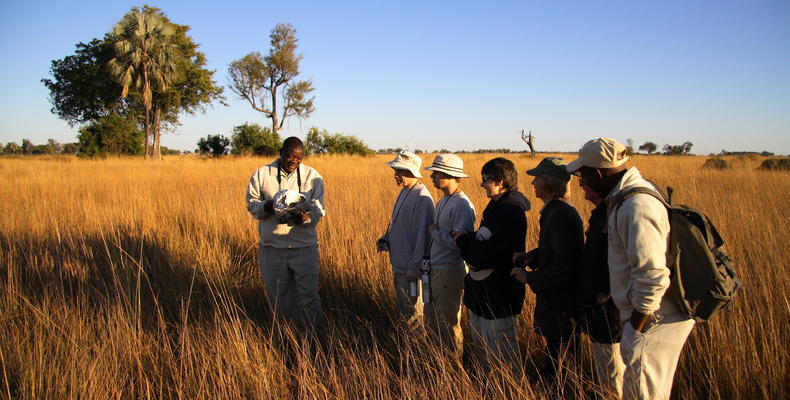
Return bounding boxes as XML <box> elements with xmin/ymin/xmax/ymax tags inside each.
<box><xmin>451</xmin><ymin>157</ymin><xmax>531</xmax><ymax>372</ymax></box>
<box><xmin>512</xmin><ymin>157</ymin><xmax>584</xmax><ymax>379</ymax></box>
<box><xmin>577</xmin><ymin>172</ymin><xmax>625</xmax><ymax>398</ymax></box>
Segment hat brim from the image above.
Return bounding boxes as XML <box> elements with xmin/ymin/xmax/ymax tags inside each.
<box><xmin>566</xmin><ymin>158</ymin><xmax>585</xmax><ymax>174</ymax></box>
<box><xmin>526</xmin><ymin>167</ymin><xmax>541</xmax><ymax>176</ymax></box>
<box><xmin>387</xmin><ymin>161</ymin><xmax>422</xmax><ymax>178</ymax></box>
<box><xmin>469</xmin><ymin>268</ymin><xmax>493</xmax><ymax>281</ymax></box>
<box><xmin>424</xmin><ymin>166</ymin><xmax>469</xmax><ymax>178</ymax></box>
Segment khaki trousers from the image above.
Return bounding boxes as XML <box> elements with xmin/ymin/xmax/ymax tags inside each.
<box><xmin>468</xmin><ymin>312</ymin><xmax>521</xmax><ymax>373</ymax></box>
<box><xmin>393</xmin><ymin>272</ymin><xmax>423</xmax><ymax>326</ymax></box>
<box><xmin>620</xmin><ymin>315</ymin><xmax>694</xmax><ymax>400</ymax></box>
<box><xmin>592</xmin><ymin>342</ymin><xmax>626</xmax><ymax>399</ymax></box>
<box><xmin>423</xmin><ymin>268</ymin><xmax>466</xmax><ymax>357</ymax></box>
<box><xmin>259</xmin><ymin>245</ymin><xmax>324</xmax><ymax>336</ymax></box>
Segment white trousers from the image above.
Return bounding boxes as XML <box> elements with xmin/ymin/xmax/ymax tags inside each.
<box><xmin>620</xmin><ymin>315</ymin><xmax>694</xmax><ymax>400</ymax></box>
<box><xmin>259</xmin><ymin>245</ymin><xmax>324</xmax><ymax>336</ymax></box>
<box><xmin>468</xmin><ymin>312</ymin><xmax>521</xmax><ymax>373</ymax></box>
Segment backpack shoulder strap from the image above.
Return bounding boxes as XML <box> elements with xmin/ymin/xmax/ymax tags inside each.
<box><xmin>607</xmin><ymin>186</ymin><xmax>670</xmax><ymax>217</ymax></box>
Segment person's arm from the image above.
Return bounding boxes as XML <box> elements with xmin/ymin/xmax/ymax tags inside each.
<box><xmin>456</xmin><ymin>205</ymin><xmax>525</xmax><ymax>271</ymax></box>
<box><xmin>525</xmin><ymin>211</ymin><xmax>583</xmax><ymax>291</ymax></box>
<box><xmin>302</xmin><ymin>172</ymin><xmax>326</xmax><ymax>226</ymax></box>
<box><xmin>409</xmin><ymin>193</ymin><xmax>435</xmax><ymax>278</ymax></box>
<box><xmin>246</xmin><ymin>171</ymin><xmax>273</xmax><ymax>220</ymax></box>
<box><xmin>431</xmin><ymin>198</ymin><xmax>475</xmax><ymax>249</ymax></box>
<box><xmin>617</xmin><ymin>195</ymin><xmax>671</xmax><ymax>326</ymax></box>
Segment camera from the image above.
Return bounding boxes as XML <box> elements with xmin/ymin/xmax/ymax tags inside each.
<box><xmin>421</xmin><ymin>256</ymin><xmax>431</xmax><ymax>304</ymax></box>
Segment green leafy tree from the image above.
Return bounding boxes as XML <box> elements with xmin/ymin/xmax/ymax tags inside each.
<box><xmin>43</xmin><ymin>6</ymin><xmax>224</xmax><ymax>160</ymax></box>
<box><xmin>228</xmin><ymin>23</ymin><xmax>315</xmax><ymax>137</ymax></box>
<box><xmin>231</xmin><ymin>122</ymin><xmax>281</xmax><ymax>155</ymax></box>
<box><xmin>78</xmin><ymin>114</ymin><xmax>144</xmax><ymax>157</ymax></box>
<box><xmin>196</xmin><ymin>134</ymin><xmax>230</xmax><ymax>157</ymax></box>
<box><xmin>305</xmin><ymin>127</ymin><xmax>374</xmax><ymax>156</ymax></box>
<box><xmin>663</xmin><ymin>142</ymin><xmax>693</xmax><ymax>156</ymax></box>
<box><xmin>639</xmin><ymin>141</ymin><xmax>658</xmax><ymax>154</ymax></box>
<box><xmin>4</xmin><ymin>142</ymin><xmax>21</xmax><ymax>155</ymax></box>
<box><xmin>22</xmin><ymin>139</ymin><xmax>33</xmax><ymax>155</ymax></box>
<box><xmin>47</xmin><ymin>139</ymin><xmax>62</xmax><ymax>154</ymax></box>
<box><xmin>108</xmin><ymin>6</ymin><xmax>180</xmax><ymax>160</ymax></box>
<box><xmin>62</xmin><ymin>143</ymin><xmax>80</xmax><ymax>154</ymax></box>
<box><xmin>42</xmin><ymin>39</ymin><xmax>129</xmax><ymax>125</ymax></box>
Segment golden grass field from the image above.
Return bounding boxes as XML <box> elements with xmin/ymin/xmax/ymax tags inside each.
<box><xmin>1</xmin><ymin>153</ymin><xmax>788</xmax><ymax>399</ymax></box>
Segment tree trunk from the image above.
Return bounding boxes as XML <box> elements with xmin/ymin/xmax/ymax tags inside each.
<box><xmin>144</xmin><ymin>107</ymin><xmax>151</xmax><ymax>159</ymax></box>
<box><xmin>270</xmin><ymin>85</ymin><xmax>279</xmax><ymax>139</ymax></box>
<box><xmin>152</xmin><ymin>107</ymin><xmax>161</xmax><ymax>160</ymax></box>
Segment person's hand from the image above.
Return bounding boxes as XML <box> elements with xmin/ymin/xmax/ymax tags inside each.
<box><xmin>510</xmin><ymin>267</ymin><xmax>528</xmax><ymax>283</ymax></box>
<box><xmin>428</xmin><ymin>224</ymin><xmax>437</xmax><ymax>235</ymax></box>
<box><xmin>512</xmin><ymin>251</ymin><xmax>534</xmax><ymax>268</ymax></box>
<box><xmin>450</xmin><ymin>230</ymin><xmax>464</xmax><ymax>240</ymax></box>
<box><xmin>376</xmin><ymin>237</ymin><xmax>389</xmax><ymax>252</ymax></box>
<box><xmin>629</xmin><ymin>310</ymin><xmax>651</xmax><ymax>333</ymax></box>
<box><xmin>263</xmin><ymin>200</ymin><xmax>274</xmax><ymax>214</ymax></box>
<box><xmin>290</xmin><ymin>210</ymin><xmax>310</xmax><ymax>225</ymax></box>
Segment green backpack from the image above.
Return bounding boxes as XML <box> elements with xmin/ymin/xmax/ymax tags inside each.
<box><xmin>608</xmin><ymin>185</ymin><xmax>742</xmax><ymax>322</ymax></box>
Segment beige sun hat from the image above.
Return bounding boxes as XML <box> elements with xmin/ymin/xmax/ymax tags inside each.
<box><xmin>387</xmin><ymin>151</ymin><xmax>423</xmax><ymax>177</ymax></box>
<box><xmin>424</xmin><ymin>154</ymin><xmax>469</xmax><ymax>178</ymax></box>
<box><xmin>566</xmin><ymin>138</ymin><xmax>631</xmax><ymax>174</ymax></box>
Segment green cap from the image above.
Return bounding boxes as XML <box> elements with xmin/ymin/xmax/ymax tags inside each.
<box><xmin>526</xmin><ymin>156</ymin><xmax>571</xmax><ymax>182</ymax></box>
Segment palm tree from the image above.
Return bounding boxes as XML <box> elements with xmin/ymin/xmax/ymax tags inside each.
<box><xmin>108</xmin><ymin>7</ymin><xmax>179</xmax><ymax>159</ymax></box>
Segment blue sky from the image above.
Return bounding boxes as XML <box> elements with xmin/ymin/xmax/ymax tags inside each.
<box><xmin>1</xmin><ymin>0</ymin><xmax>788</xmax><ymax>154</ymax></box>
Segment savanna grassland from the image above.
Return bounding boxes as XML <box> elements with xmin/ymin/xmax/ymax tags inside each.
<box><xmin>1</xmin><ymin>153</ymin><xmax>787</xmax><ymax>399</ymax></box>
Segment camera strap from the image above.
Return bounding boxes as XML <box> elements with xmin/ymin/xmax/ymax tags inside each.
<box><xmin>385</xmin><ymin>184</ymin><xmax>416</xmax><ymax>237</ymax></box>
<box><xmin>424</xmin><ymin>190</ymin><xmax>460</xmax><ymax>261</ymax></box>
<box><xmin>276</xmin><ymin>160</ymin><xmax>302</xmax><ymax>192</ymax></box>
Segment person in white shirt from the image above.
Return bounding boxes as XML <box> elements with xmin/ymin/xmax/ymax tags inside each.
<box><xmin>377</xmin><ymin>151</ymin><xmax>434</xmax><ymax>325</ymax></box>
<box><xmin>566</xmin><ymin>138</ymin><xmax>694</xmax><ymax>400</ymax></box>
<box><xmin>246</xmin><ymin>137</ymin><xmax>326</xmax><ymax>337</ymax></box>
<box><xmin>424</xmin><ymin>154</ymin><xmax>476</xmax><ymax>357</ymax></box>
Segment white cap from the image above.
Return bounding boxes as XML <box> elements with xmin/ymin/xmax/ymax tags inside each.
<box><xmin>566</xmin><ymin>138</ymin><xmax>631</xmax><ymax>173</ymax></box>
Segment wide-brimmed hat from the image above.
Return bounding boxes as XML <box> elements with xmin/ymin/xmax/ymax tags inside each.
<box><xmin>424</xmin><ymin>154</ymin><xmax>469</xmax><ymax>178</ymax></box>
<box><xmin>527</xmin><ymin>156</ymin><xmax>571</xmax><ymax>182</ymax></box>
<box><xmin>469</xmin><ymin>268</ymin><xmax>494</xmax><ymax>281</ymax></box>
<box><xmin>387</xmin><ymin>151</ymin><xmax>422</xmax><ymax>178</ymax></box>
<box><xmin>566</xmin><ymin>138</ymin><xmax>630</xmax><ymax>174</ymax></box>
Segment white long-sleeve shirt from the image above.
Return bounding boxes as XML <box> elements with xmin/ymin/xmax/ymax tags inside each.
<box><xmin>246</xmin><ymin>160</ymin><xmax>325</xmax><ymax>248</ymax></box>
<box><xmin>429</xmin><ymin>192</ymin><xmax>475</xmax><ymax>270</ymax></box>
<box><xmin>606</xmin><ymin>167</ymin><xmax>675</xmax><ymax>321</ymax></box>
<box><xmin>381</xmin><ymin>183</ymin><xmax>434</xmax><ymax>277</ymax></box>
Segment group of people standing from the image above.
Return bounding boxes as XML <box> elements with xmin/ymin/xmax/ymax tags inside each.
<box><xmin>246</xmin><ymin>137</ymin><xmax>695</xmax><ymax>400</ymax></box>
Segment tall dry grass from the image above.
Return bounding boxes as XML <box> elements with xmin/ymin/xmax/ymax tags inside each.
<box><xmin>1</xmin><ymin>153</ymin><xmax>787</xmax><ymax>399</ymax></box>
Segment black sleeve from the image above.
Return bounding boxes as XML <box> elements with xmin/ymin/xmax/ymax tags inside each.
<box><xmin>526</xmin><ymin>209</ymin><xmax>583</xmax><ymax>291</ymax></box>
<box><xmin>457</xmin><ymin>204</ymin><xmax>526</xmax><ymax>271</ymax></box>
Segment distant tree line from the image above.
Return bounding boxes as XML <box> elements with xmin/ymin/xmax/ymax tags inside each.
<box><xmin>719</xmin><ymin>150</ymin><xmax>775</xmax><ymax>157</ymax></box>
<box><xmin>195</xmin><ymin>124</ymin><xmax>373</xmax><ymax>158</ymax></box>
<box><xmin>636</xmin><ymin>141</ymin><xmax>693</xmax><ymax>155</ymax></box>
<box><xmin>0</xmin><ymin>137</ymin><xmax>182</xmax><ymax>157</ymax></box>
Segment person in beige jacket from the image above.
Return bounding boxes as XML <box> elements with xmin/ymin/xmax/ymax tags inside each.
<box><xmin>246</xmin><ymin>137</ymin><xmax>326</xmax><ymax>337</ymax></box>
<box><xmin>567</xmin><ymin>138</ymin><xmax>694</xmax><ymax>400</ymax></box>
